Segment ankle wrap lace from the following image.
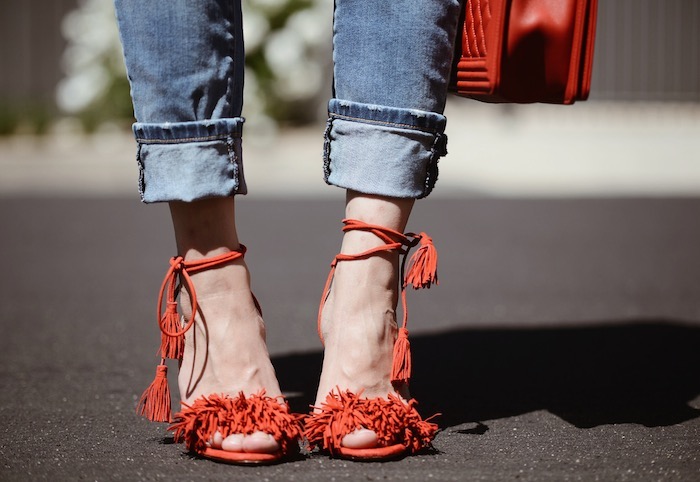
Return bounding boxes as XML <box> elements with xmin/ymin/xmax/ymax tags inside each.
<box><xmin>137</xmin><ymin>247</ymin><xmax>247</xmax><ymax>422</ymax></box>
<box><xmin>318</xmin><ymin>219</ymin><xmax>438</xmax><ymax>385</ymax></box>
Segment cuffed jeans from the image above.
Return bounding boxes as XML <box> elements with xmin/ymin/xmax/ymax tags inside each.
<box><xmin>114</xmin><ymin>0</ymin><xmax>460</xmax><ymax>202</ymax></box>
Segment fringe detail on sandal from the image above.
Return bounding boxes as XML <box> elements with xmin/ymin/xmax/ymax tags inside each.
<box><xmin>391</xmin><ymin>328</ymin><xmax>412</xmax><ymax>384</ymax></box>
<box><xmin>159</xmin><ymin>301</ymin><xmax>184</xmax><ymax>360</ymax></box>
<box><xmin>137</xmin><ymin>363</ymin><xmax>171</xmax><ymax>422</ymax></box>
<box><xmin>405</xmin><ymin>233</ymin><xmax>438</xmax><ymax>290</ymax></box>
<box><xmin>305</xmin><ymin>389</ymin><xmax>438</xmax><ymax>456</ymax></box>
<box><xmin>169</xmin><ymin>392</ymin><xmax>303</xmax><ymax>454</ymax></box>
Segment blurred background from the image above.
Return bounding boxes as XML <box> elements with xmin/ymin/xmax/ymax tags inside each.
<box><xmin>0</xmin><ymin>0</ymin><xmax>699</xmax><ymax>197</ymax></box>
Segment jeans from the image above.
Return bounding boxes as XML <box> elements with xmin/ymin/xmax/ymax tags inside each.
<box><xmin>114</xmin><ymin>0</ymin><xmax>460</xmax><ymax>202</ymax></box>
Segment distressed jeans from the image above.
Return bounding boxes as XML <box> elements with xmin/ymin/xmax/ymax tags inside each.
<box><xmin>114</xmin><ymin>0</ymin><xmax>461</xmax><ymax>202</ymax></box>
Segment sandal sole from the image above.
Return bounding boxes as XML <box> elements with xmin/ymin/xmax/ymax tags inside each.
<box><xmin>199</xmin><ymin>447</ymin><xmax>285</xmax><ymax>465</ymax></box>
<box><xmin>335</xmin><ymin>444</ymin><xmax>407</xmax><ymax>461</ymax></box>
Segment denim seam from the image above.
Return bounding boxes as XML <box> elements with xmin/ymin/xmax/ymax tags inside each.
<box><xmin>135</xmin><ymin>143</ymin><xmax>145</xmax><ymax>201</ymax></box>
<box><xmin>420</xmin><ymin>132</ymin><xmax>448</xmax><ymax>198</ymax></box>
<box><xmin>224</xmin><ymin>0</ymin><xmax>235</xmax><ymax>119</ymax></box>
<box><xmin>225</xmin><ymin>135</ymin><xmax>239</xmax><ymax>191</ymax></box>
<box><xmin>329</xmin><ymin>112</ymin><xmax>441</xmax><ymax>134</ymax></box>
<box><xmin>134</xmin><ymin>132</ymin><xmax>242</xmax><ymax>144</ymax></box>
<box><xmin>322</xmin><ymin>117</ymin><xmax>334</xmax><ymax>184</ymax></box>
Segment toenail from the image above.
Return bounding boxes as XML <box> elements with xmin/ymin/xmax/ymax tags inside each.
<box><xmin>221</xmin><ymin>433</ymin><xmax>245</xmax><ymax>452</ymax></box>
<box><xmin>341</xmin><ymin>428</ymin><xmax>378</xmax><ymax>449</ymax></box>
<box><xmin>208</xmin><ymin>431</ymin><xmax>224</xmax><ymax>449</ymax></box>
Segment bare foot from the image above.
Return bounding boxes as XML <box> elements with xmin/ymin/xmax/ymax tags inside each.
<box><xmin>177</xmin><ymin>256</ymin><xmax>283</xmax><ymax>454</ymax></box>
<box><xmin>313</xmin><ymin>193</ymin><xmax>414</xmax><ymax>449</ymax></box>
<box><xmin>169</xmin><ymin>198</ymin><xmax>284</xmax><ymax>454</ymax></box>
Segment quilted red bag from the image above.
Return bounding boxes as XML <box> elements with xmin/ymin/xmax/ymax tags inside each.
<box><xmin>451</xmin><ymin>0</ymin><xmax>599</xmax><ymax>104</ymax></box>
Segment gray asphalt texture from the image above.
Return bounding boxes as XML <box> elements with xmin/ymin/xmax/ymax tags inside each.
<box><xmin>1</xmin><ymin>196</ymin><xmax>699</xmax><ymax>481</ymax></box>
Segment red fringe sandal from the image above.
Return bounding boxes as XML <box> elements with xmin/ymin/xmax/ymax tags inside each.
<box><xmin>136</xmin><ymin>247</ymin><xmax>302</xmax><ymax>465</ymax></box>
<box><xmin>304</xmin><ymin>219</ymin><xmax>439</xmax><ymax>460</ymax></box>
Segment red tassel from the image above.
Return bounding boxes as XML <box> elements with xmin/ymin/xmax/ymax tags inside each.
<box><xmin>391</xmin><ymin>328</ymin><xmax>412</xmax><ymax>384</ymax></box>
<box><xmin>137</xmin><ymin>364</ymin><xmax>171</xmax><ymax>422</ymax></box>
<box><xmin>405</xmin><ymin>233</ymin><xmax>438</xmax><ymax>290</ymax></box>
<box><xmin>159</xmin><ymin>301</ymin><xmax>184</xmax><ymax>360</ymax></box>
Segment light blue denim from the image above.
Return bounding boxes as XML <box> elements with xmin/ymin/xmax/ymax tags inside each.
<box><xmin>327</xmin><ymin>0</ymin><xmax>460</xmax><ymax>198</ymax></box>
<box><xmin>114</xmin><ymin>0</ymin><xmax>460</xmax><ymax>202</ymax></box>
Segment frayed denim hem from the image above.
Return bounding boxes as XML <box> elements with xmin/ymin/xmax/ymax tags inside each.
<box><xmin>323</xmin><ymin>100</ymin><xmax>448</xmax><ymax>199</ymax></box>
<box><xmin>132</xmin><ymin>119</ymin><xmax>247</xmax><ymax>203</ymax></box>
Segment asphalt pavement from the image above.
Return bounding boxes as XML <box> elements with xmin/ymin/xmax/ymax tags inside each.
<box><xmin>1</xmin><ymin>196</ymin><xmax>699</xmax><ymax>481</ymax></box>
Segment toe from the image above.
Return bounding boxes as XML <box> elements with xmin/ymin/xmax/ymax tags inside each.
<box><xmin>242</xmin><ymin>431</ymin><xmax>280</xmax><ymax>454</ymax></box>
<box><xmin>341</xmin><ymin>428</ymin><xmax>378</xmax><ymax>449</ymax></box>
<box><xmin>221</xmin><ymin>433</ymin><xmax>245</xmax><ymax>452</ymax></box>
<box><xmin>208</xmin><ymin>430</ymin><xmax>224</xmax><ymax>449</ymax></box>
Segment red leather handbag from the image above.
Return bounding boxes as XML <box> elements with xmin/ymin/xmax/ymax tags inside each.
<box><xmin>450</xmin><ymin>0</ymin><xmax>599</xmax><ymax>104</ymax></box>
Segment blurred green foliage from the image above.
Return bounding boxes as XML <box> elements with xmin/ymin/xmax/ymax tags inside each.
<box><xmin>68</xmin><ymin>0</ymin><xmax>326</xmax><ymax>133</ymax></box>
<box><xmin>0</xmin><ymin>101</ymin><xmax>52</xmax><ymax>136</ymax></box>
<box><xmin>0</xmin><ymin>0</ymin><xmax>329</xmax><ymax>135</ymax></box>
<box><xmin>72</xmin><ymin>60</ymin><xmax>134</xmax><ymax>133</ymax></box>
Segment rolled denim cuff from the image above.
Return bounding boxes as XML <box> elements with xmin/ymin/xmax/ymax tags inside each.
<box><xmin>133</xmin><ymin>119</ymin><xmax>246</xmax><ymax>203</ymax></box>
<box><xmin>323</xmin><ymin>99</ymin><xmax>448</xmax><ymax>199</ymax></box>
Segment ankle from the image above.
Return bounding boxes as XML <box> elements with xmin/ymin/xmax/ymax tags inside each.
<box><xmin>169</xmin><ymin>197</ymin><xmax>241</xmax><ymax>260</ymax></box>
<box><xmin>344</xmin><ymin>191</ymin><xmax>415</xmax><ymax>233</ymax></box>
<box><xmin>186</xmin><ymin>256</ymin><xmax>250</xmax><ymax>293</ymax></box>
<box><xmin>176</xmin><ymin>257</ymin><xmax>251</xmax><ymax>318</ymax></box>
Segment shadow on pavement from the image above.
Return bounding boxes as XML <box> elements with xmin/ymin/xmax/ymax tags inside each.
<box><xmin>275</xmin><ymin>320</ymin><xmax>700</xmax><ymax>430</ymax></box>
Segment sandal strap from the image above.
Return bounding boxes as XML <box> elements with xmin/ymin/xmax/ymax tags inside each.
<box><xmin>318</xmin><ymin>219</ymin><xmax>438</xmax><ymax>385</ymax></box>
<box><xmin>157</xmin><ymin>247</ymin><xmax>247</xmax><ymax>359</ymax></box>
<box><xmin>138</xmin><ymin>247</ymin><xmax>247</xmax><ymax>423</ymax></box>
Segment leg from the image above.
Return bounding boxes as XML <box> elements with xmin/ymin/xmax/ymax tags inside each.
<box><xmin>170</xmin><ymin>198</ymin><xmax>281</xmax><ymax>454</ymax></box>
<box><xmin>313</xmin><ymin>0</ymin><xmax>461</xmax><ymax>453</ymax></box>
<box><xmin>114</xmin><ymin>0</ymin><xmax>289</xmax><ymax>456</ymax></box>
<box><xmin>315</xmin><ymin>192</ymin><xmax>414</xmax><ymax>449</ymax></box>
